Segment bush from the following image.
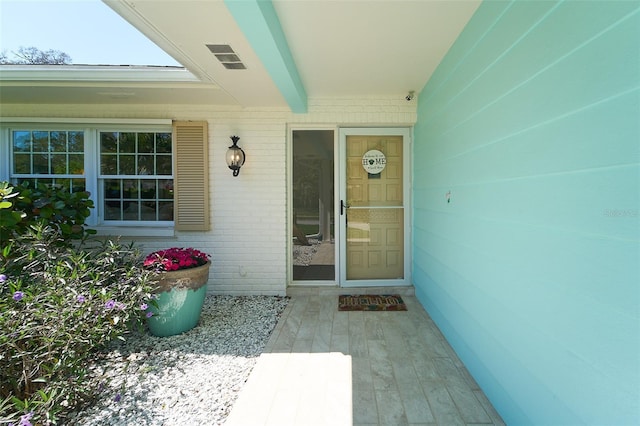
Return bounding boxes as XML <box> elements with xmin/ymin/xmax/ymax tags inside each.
<box><xmin>0</xmin><ymin>225</ymin><xmax>157</xmax><ymax>425</ymax></box>
<box><xmin>0</xmin><ymin>181</ymin><xmax>95</xmax><ymax>244</ymax></box>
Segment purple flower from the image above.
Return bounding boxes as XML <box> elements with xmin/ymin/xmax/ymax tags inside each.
<box><xmin>77</xmin><ymin>295</ymin><xmax>86</xmax><ymax>303</ymax></box>
<box><xmin>114</xmin><ymin>393</ymin><xmax>121</xmax><ymax>402</ymax></box>
<box><xmin>13</xmin><ymin>291</ymin><xmax>24</xmax><ymax>301</ymax></box>
<box><xmin>104</xmin><ymin>300</ymin><xmax>116</xmax><ymax>310</ymax></box>
<box><xmin>0</xmin><ymin>274</ymin><xmax>7</xmax><ymax>282</ymax></box>
<box><xmin>18</xmin><ymin>412</ymin><xmax>33</xmax><ymax>426</ymax></box>
<box><xmin>140</xmin><ymin>303</ymin><xmax>148</xmax><ymax>310</ymax></box>
<box><xmin>146</xmin><ymin>311</ymin><xmax>154</xmax><ymax>318</ymax></box>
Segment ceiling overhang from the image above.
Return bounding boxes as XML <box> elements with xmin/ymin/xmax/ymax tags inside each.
<box><xmin>0</xmin><ymin>1</ymin><xmax>482</xmax><ymax>109</ymax></box>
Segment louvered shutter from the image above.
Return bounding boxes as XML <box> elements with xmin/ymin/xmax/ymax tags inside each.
<box><xmin>173</xmin><ymin>121</ymin><xmax>210</xmax><ymax>231</ymax></box>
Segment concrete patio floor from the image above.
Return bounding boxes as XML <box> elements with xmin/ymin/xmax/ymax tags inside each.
<box><xmin>226</xmin><ymin>288</ymin><xmax>505</xmax><ymax>425</ymax></box>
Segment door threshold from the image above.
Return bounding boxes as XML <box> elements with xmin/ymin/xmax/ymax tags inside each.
<box><xmin>286</xmin><ymin>285</ymin><xmax>415</xmax><ymax>297</ymax></box>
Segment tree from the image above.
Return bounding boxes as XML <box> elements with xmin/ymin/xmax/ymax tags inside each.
<box><xmin>0</xmin><ymin>46</ymin><xmax>71</xmax><ymax>64</ymax></box>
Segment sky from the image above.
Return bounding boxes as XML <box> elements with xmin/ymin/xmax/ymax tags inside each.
<box><xmin>0</xmin><ymin>0</ymin><xmax>180</xmax><ymax>66</ymax></box>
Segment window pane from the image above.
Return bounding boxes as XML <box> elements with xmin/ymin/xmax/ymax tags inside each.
<box><xmin>33</xmin><ymin>154</ymin><xmax>49</xmax><ymax>174</ymax></box>
<box><xmin>156</xmin><ymin>155</ymin><xmax>172</xmax><ymax>175</ymax></box>
<box><xmin>123</xmin><ymin>179</ymin><xmax>138</xmax><ymax>200</ymax></box>
<box><xmin>69</xmin><ymin>154</ymin><xmax>84</xmax><ymax>175</ymax></box>
<box><xmin>13</xmin><ymin>131</ymin><xmax>31</xmax><ymax>152</ymax></box>
<box><xmin>71</xmin><ymin>179</ymin><xmax>86</xmax><ymax>192</ymax></box>
<box><xmin>33</xmin><ymin>131</ymin><xmax>49</xmax><ymax>152</ymax></box>
<box><xmin>104</xmin><ymin>201</ymin><xmax>122</xmax><ymax>220</ymax></box>
<box><xmin>141</xmin><ymin>180</ymin><xmax>157</xmax><ymax>199</ymax></box>
<box><xmin>122</xmin><ymin>202</ymin><xmax>139</xmax><ymax>220</ymax></box>
<box><xmin>158</xmin><ymin>201</ymin><xmax>174</xmax><ymax>220</ymax></box>
<box><xmin>52</xmin><ymin>154</ymin><xmax>67</xmax><ymax>174</ymax></box>
<box><xmin>138</xmin><ymin>156</ymin><xmax>154</xmax><ymax>175</ymax></box>
<box><xmin>101</xmin><ymin>132</ymin><xmax>118</xmax><ymax>153</ymax></box>
<box><xmin>14</xmin><ymin>154</ymin><xmax>31</xmax><ymax>173</ymax></box>
<box><xmin>141</xmin><ymin>201</ymin><xmax>157</xmax><ymax>221</ymax></box>
<box><xmin>101</xmin><ymin>155</ymin><xmax>117</xmax><ymax>175</ymax></box>
<box><xmin>105</xmin><ymin>179</ymin><xmax>121</xmax><ymax>199</ymax></box>
<box><xmin>156</xmin><ymin>133</ymin><xmax>172</xmax><ymax>153</ymax></box>
<box><xmin>159</xmin><ymin>179</ymin><xmax>174</xmax><ymax>199</ymax></box>
<box><xmin>119</xmin><ymin>155</ymin><xmax>135</xmax><ymax>175</ymax></box>
<box><xmin>138</xmin><ymin>133</ymin><xmax>154</xmax><ymax>153</ymax></box>
<box><xmin>51</xmin><ymin>132</ymin><xmax>67</xmax><ymax>152</ymax></box>
<box><xmin>120</xmin><ymin>133</ymin><xmax>136</xmax><ymax>153</ymax></box>
<box><xmin>68</xmin><ymin>132</ymin><xmax>84</xmax><ymax>152</ymax></box>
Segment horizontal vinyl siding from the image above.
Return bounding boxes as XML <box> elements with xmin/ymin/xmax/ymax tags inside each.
<box><xmin>413</xmin><ymin>1</ymin><xmax>640</xmax><ymax>425</ymax></box>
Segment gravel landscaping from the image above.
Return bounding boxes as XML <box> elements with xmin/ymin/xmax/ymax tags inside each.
<box><xmin>66</xmin><ymin>295</ymin><xmax>289</xmax><ymax>426</ymax></box>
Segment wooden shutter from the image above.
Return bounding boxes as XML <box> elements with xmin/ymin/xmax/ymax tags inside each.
<box><xmin>173</xmin><ymin>121</ymin><xmax>210</xmax><ymax>231</ymax></box>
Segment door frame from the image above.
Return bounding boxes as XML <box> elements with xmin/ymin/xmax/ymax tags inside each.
<box><xmin>338</xmin><ymin>127</ymin><xmax>412</xmax><ymax>287</ymax></box>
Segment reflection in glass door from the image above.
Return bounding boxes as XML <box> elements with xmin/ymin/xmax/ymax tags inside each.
<box><xmin>339</xmin><ymin>128</ymin><xmax>410</xmax><ymax>286</ymax></box>
<box><xmin>291</xmin><ymin>130</ymin><xmax>335</xmax><ymax>281</ymax></box>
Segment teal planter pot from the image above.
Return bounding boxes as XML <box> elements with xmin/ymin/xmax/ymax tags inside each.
<box><xmin>147</xmin><ymin>261</ymin><xmax>210</xmax><ymax>337</ymax></box>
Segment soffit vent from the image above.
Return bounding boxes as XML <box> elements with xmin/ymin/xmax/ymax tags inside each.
<box><xmin>206</xmin><ymin>44</ymin><xmax>246</xmax><ymax>70</ymax></box>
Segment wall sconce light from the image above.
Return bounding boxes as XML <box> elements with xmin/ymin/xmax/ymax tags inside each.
<box><xmin>226</xmin><ymin>136</ymin><xmax>246</xmax><ymax>177</ymax></box>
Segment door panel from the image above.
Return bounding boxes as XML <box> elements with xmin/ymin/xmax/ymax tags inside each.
<box><xmin>340</xmin><ymin>129</ymin><xmax>410</xmax><ymax>286</ymax></box>
<box><xmin>291</xmin><ymin>129</ymin><xmax>335</xmax><ymax>282</ymax></box>
<box><xmin>346</xmin><ymin>208</ymin><xmax>404</xmax><ymax>279</ymax></box>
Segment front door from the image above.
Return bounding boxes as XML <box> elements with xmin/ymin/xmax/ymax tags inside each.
<box><xmin>339</xmin><ymin>128</ymin><xmax>410</xmax><ymax>287</ymax></box>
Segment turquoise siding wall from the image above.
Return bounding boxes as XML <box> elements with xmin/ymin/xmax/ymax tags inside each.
<box><xmin>412</xmin><ymin>1</ymin><xmax>639</xmax><ymax>424</ymax></box>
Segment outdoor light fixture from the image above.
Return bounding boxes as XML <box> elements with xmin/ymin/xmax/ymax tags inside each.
<box><xmin>226</xmin><ymin>136</ymin><xmax>246</xmax><ymax>177</ymax></box>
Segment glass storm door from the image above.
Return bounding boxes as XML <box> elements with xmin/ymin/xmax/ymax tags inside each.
<box><xmin>339</xmin><ymin>128</ymin><xmax>410</xmax><ymax>287</ymax></box>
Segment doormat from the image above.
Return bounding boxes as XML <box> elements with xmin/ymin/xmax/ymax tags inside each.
<box><xmin>338</xmin><ymin>294</ymin><xmax>407</xmax><ymax>311</ymax></box>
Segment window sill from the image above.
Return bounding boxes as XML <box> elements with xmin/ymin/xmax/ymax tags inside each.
<box><xmin>93</xmin><ymin>226</ymin><xmax>175</xmax><ymax>238</ymax></box>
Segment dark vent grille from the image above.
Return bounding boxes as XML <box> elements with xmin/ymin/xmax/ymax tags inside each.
<box><xmin>206</xmin><ymin>44</ymin><xmax>234</xmax><ymax>54</ymax></box>
<box><xmin>223</xmin><ymin>63</ymin><xmax>246</xmax><ymax>70</ymax></box>
<box><xmin>206</xmin><ymin>44</ymin><xmax>246</xmax><ymax>70</ymax></box>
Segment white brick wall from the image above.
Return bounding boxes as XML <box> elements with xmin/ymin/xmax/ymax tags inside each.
<box><xmin>1</xmin><ymin>97</ymin><xmax>416</xmax><ymax>295</ymax></box>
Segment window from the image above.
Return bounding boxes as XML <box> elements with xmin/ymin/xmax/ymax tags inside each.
<box><xmin>2</xmin><ymin>120</ymin><xmax>209</xmax><ymax>234</ymax></box>
<box><xmin>99</xmin><ymin>131</ymin><xmax>174</xmax><ymax>222</ymax></box>
<box><xmin>7</xmin><ymin>124</ymin><xmax>174</xmax><ymax>230</ymax></box>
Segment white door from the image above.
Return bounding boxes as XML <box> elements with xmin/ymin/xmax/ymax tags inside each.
<box><xmin>338</xmin><ymin>128</ymin><xmax>411</xmax><ymax>287</ymax></box>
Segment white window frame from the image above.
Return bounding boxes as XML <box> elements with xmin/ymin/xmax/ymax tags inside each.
<box><xmin>1</xmin><ymin>118</ymin><xmax>175</xmax><ymax>237</ymax></box>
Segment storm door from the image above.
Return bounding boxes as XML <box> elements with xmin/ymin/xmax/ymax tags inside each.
<box><xmin>338</xmin><ymin>128</ymin><xmax>411</xmax><ymax>287</ymax></box>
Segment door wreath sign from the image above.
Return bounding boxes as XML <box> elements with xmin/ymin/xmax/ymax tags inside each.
<box><xmin>362</xmin><ymin>149</ymin><xmax>386</xmax><ymax>174</ymax></box>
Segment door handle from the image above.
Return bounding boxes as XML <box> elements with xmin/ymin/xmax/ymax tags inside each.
<box><xmin>340</xmin><ymin>200</ymin><xmax>347</xmax><ymax>215</ymax></box>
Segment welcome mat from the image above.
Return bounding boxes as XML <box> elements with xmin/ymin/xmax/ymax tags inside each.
<box><xmin>338</xmin><ymin>294</ymin><xmax>407</xmax><ymax>311</ymax></box>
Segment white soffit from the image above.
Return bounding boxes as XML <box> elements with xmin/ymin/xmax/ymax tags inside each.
<box><xmin>272</xmin><ymin>0</ymin><xmax>481</xmax><ymax>98</ymax></box>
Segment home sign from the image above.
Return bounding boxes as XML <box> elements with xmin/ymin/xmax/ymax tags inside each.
<box><xmin>362</xmin><ymin>150</ymin><xmax>386</xmax><ymax>174</ymax></box>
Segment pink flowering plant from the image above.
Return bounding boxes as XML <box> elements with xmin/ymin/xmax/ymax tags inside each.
<box><xmin>143</xmin><ymin>247</ymin><xmax>210</xmax><ymax>272</ymax></box>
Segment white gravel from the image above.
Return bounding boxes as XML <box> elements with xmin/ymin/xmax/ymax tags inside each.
<box><xmin>66</xmin><ymin>295</ymin><xmax>289</xmax><ymax>426</ymax></box>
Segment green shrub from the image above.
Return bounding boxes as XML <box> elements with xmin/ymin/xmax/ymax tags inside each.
<box><xmin>0</xmin><ymin>181</ymin><xmax>95</xmax><ymax>244</ymax></box>
<box><xmin>0</xmin><ymin>225</ymin><xmax>157</xmax><ymax>425</ymax></box>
